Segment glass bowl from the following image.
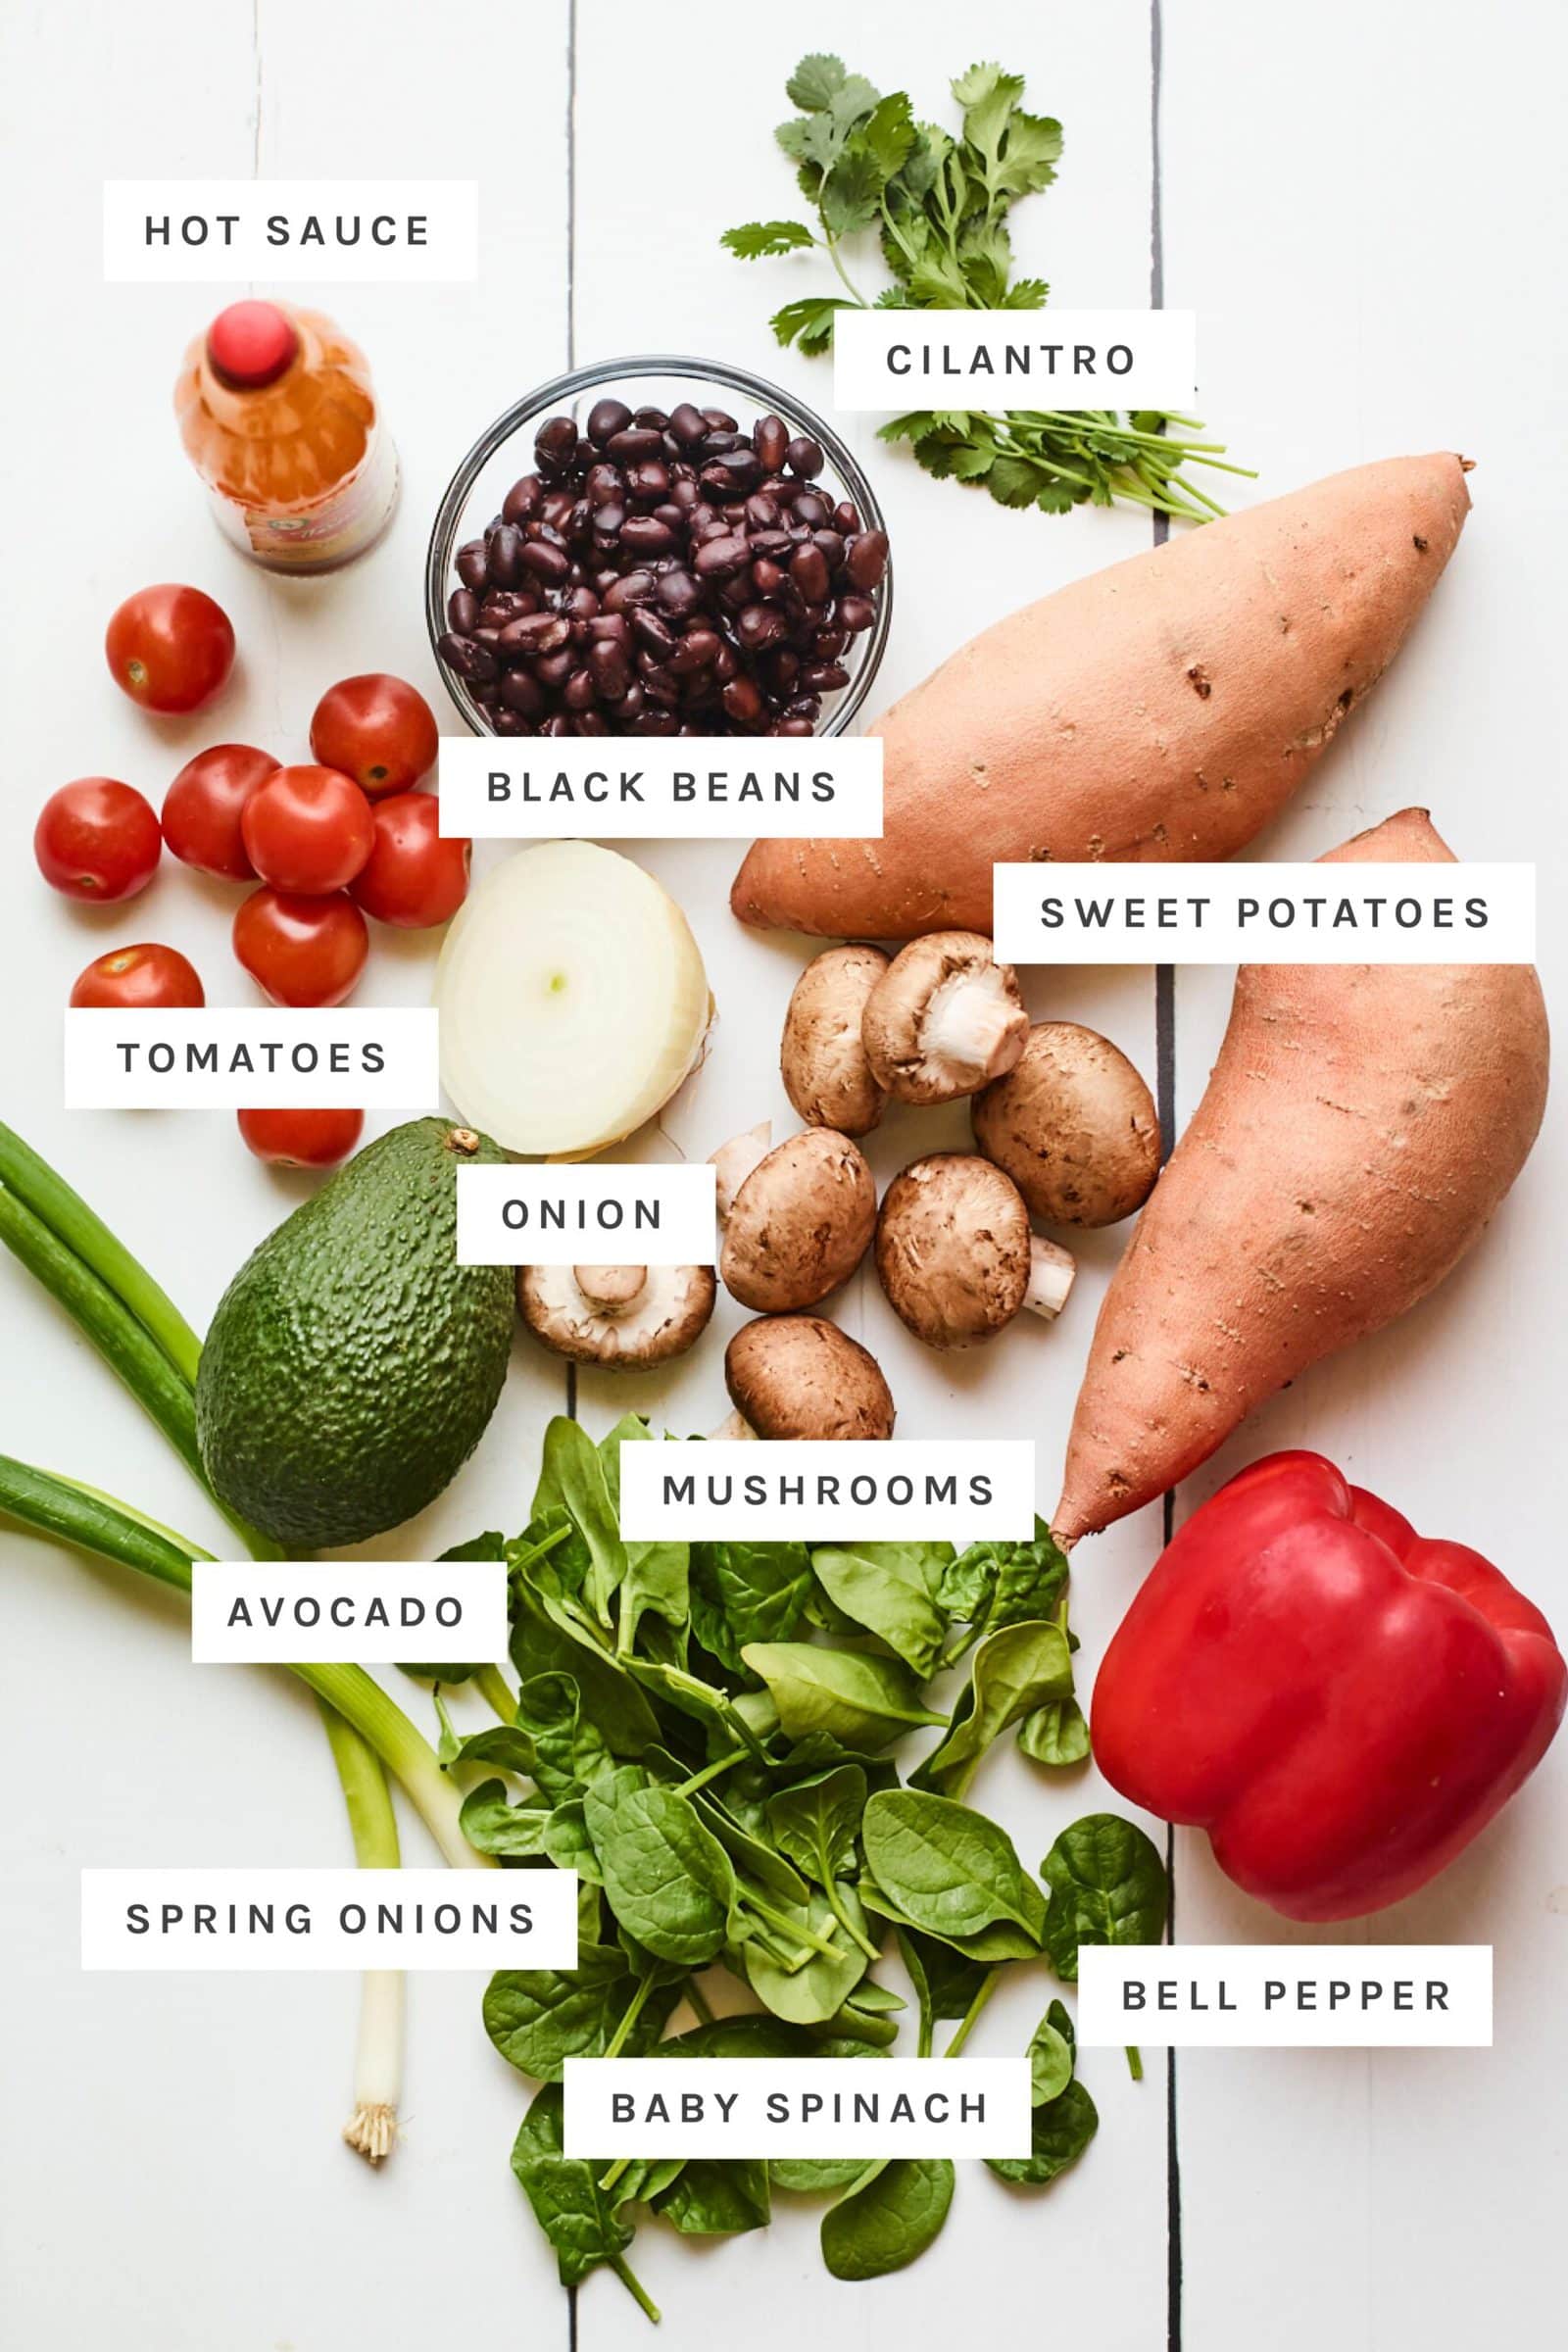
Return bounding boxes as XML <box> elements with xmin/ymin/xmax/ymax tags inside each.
<box><xmin>424</xmin><ymin>354</ymin><xmax>892</xmax><ymax>738</ymax></box>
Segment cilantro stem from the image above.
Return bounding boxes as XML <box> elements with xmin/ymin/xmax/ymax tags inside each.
<box><xmin>823</xmin><ymin>234</ymin><xmax>871</xmax><ymax>307</ymax></box>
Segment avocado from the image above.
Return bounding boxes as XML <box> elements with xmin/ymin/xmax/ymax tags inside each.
<box><xmin>197</xmin><ymin>1118</ymin><xmax>515</xmax><ymax>1549</ymax></box>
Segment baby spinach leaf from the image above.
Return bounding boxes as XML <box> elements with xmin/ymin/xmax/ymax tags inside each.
<box><xmin>771</xmin><ymin>2155</ymin><xmax>868</xmax><ymax>2192</ymax></box>
<box><xmin>485</xmin><ymin>1949</ymin><xmax>630</xmax><ymax>2080</ymax></box>
<box><xmin>1017</xmin><ymin>1693</ymin><xmax>1090</xmax><ymax>1768</ymax></box>
<box><xmin>584</xmin><ymin>1777</ymin><xmax>736</xmax><ymax>1967</ymax></box>
<box><xmin>811</xmin><ymin>1542</ymin><xmax>949</xmax><ymax>1677</ymax></box>
<box><xmin>862</xmin><ymin>1789</ymin><xmax>1046</xmax><ymax>1945</ymax></box>
<box><xmin>510</xmin><ymin>1604</ymin><xmax>661</xmax><ymax>1758</ymax></box>
<box><xmin>742</xmin><ymin>1643</ymin><xmax>945</xmax><ymax>1751</ymax></box>
<box><xmin>1027</xmin><ymin>2000</ymin><xmax>1075</xmax><ymax>2106</ymax></box>
<box><xmin>689</xmin><ymin>1790</ymin><xmax>810</xmax><ymax>1907</ymax></box>
<box><xmin>542</xmin><ymin>1798</ymin><xmax>602</xmax><ymax>1883</ymax></box>
<box><xmin>1040</xmin><ymin>1813</ymin><xmax>1169</xmax><ymax>1982</ymax></box>
<box><xmin>459</xmin><ymin>1781</ymin><xmax>553</xmax><ymax>1858</ymax></box>
<box><xmin>510</xmin><ymin>2082</ymin><xmax>656</xmax><ymax>2315</ymax></box>
<box><xmin>913</xmin><ymin>1620</ymin><xmax>1072</xmax><ymax>1798</ymax></box>
<box><xmin>601</xmin><ymin>1415</ymin><xmax>691</xmax><ymax>1651</ymax></box>
<box><xmin>532</xmin><ymin>1417</ymin><xmax>626</xmax><ymax>1626</ymax></box>
<box><xmin>511</xmin><ymin>1672</ymin><xmax>613</xmax><ymax>1800</ymax></box>
<box><xmin>765</xmin><ymin>1764</ymin><xmax>867</xmax><ymax>1888</ymax></box>
<box><xmin>985</xmin><ymin>2078</ymin><xmax>1098</xmax><ymax>2187</ymax></box>
<box><xmin>820</xmin><ymin>2157</ymin><xmax>955</xmax><ymax>2279</ymax></box>
<box><xmin>896</xmin><ymin>1924</ymin><xmax>995</xmax><ymax>2056</ymax></box>
<box><xmin>691</xmin><ymin>1540</ymin><xmax>814</xmax><ymax>1672</ymax></box>
<box><xmin>861</xmin><ymin>1883</ymin><xmax>1040</xmax><ymax>1963</ymax></box>
<box><xmin>745</xmin><ymin>1886</ymin><xmax>870</xmax><ymax>2024</ymax></box>
<box><xmin>940</xmin><ymin>1521</ymin><xmax>1069</xmax><ymax>1653</ymax></box>
<box><xmin>657</xmin><ymin>2159</ymin><xmax>771</xmax><ymax>2236</ymax></box>
<box><xmin>442</xmin><ymin>1722</ymin><xmax>538</xmax><ymax>1781</ymax></box>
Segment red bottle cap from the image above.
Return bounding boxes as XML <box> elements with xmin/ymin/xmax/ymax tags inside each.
<box><xmin>206</xmin><ymin>301</ymin><xmax>299</xmax><ymax>390</ymax></box>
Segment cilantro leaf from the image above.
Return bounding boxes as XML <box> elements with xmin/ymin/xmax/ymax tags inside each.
<box><xmin>721</xmin><ymin>220</ymin><xmax>816</xmax><ymax>259</ymax></box>
<box><xmin>770</xmin><ymin>295</ymin><xmax>857</xmax><ymax>355</ymax></box>
<box><xmin>786</xmin><ymin>53</ymin><xmax>850</xmax><ymax>112</ymax></box>
<box><xmin>820</xmin><ymin>138</ymin><xmax>890</xmax><ymax>236</ymax></box>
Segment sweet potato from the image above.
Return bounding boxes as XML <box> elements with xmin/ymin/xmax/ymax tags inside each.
<box><xmin>733</xmin><ymin>456</ymin><xmax>1471</xmax><ymax>939</ymax></box>
<box><xmin>1053</xmin><ymin>808</ymin><xmax>1548</xmax><ymax>1543</ymax></box>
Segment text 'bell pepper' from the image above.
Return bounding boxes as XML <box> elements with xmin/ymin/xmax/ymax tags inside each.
<box><xmin>1091</xmin><ymin>1451</ymin><xmax>1565</xmax><ymax>1922</ymax></box>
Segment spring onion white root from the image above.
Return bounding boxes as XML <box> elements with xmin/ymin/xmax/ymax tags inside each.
<box><xmin>320</xmin><ymin>1702</ymin><xmax>405</xmax><ymax>2167</ymax></box>
<box><xmin>435</xmin><ymin>841</ymin><xmax>712</xmax><ymax>1157</ymax></box>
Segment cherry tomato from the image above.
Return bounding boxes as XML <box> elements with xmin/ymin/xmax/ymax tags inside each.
<box><xmin>310</xmin><ymin>673</ymin><xmax>440</xmax><ymax>798</ymax></box>
<box><xmin>105</xmin><ymin>586</ymin><xmax>236</xmax><ymax>714</ymax></box>
<box><xmin>233</xmin><ymin>887</ymin><xmax>368</xmax><ymax>1006</ymax></box>
<box><xmin>163</xmin><ymin>744</ymin><xmax>280</xmax><ymax>880</ymax></box>
<box><xmin>70</xmin><ymin>943</ymin><xmax>205</xmax><ymax>1009</ymax></box>
<box><xmin>237</xmin><ymin>1106</ymin><xmax>365</xmax><ymax>1168</ymax></box>
<box><xmin>35</xmin><ymin>778</ymin><xmax>162</xmax><ymax>902</ymax></box>
<box><xmin>241</xmin><ymin>763</ymin><xmax>375</xmax><ymax>895</ymax></box>
<box><xmin>350</xmin><ymin>793</ymin><xmax>471</xmax><ymax>928</ymax></box>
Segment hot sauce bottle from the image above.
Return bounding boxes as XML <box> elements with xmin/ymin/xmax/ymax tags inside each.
<box><xmin>175</xmin><ymin>300</ymin><xmax>399</xmax><ymax>572</ymax></box>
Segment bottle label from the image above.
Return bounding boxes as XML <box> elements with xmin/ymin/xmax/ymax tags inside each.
<box><xmin>211</xmin><ymin>426</ymin><xmax>399</xmax><ymax>570</ymax></box>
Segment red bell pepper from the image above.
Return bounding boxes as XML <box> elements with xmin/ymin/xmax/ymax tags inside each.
<box><xmin>1091</xmin><ymin>1451</ymin><xmax>1565</xmax><ymax>1921</ymax></box>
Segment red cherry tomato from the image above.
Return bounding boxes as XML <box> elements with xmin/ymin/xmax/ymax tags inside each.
<box><xmin>163</xmin><ymin>744</ymin><xmax>279</xmax><ymax>880</ymax></box>
<box><xmin>35</xmin><ymin>778</ymin><xmax>162</xmax><ymax>902</ymax></box>
<box><xmin>241</xmin><ymin>764</ymin><xmax>375</xmax><ymax>895</ymax></box>
<box><xmin>233</xmin><ymin>887</ymin><xmax>368</xmax><ymax>1006</ymax></box>
<box><xmin>310</xmin><ymin>674</ymin><xmax>440</xmax><ymax>798</ymax></box>
<box><xmin>105</xmin><ymin>586</ymin><xmax>236</xmax><ymax>714</ymax></box>
<box><xmin>350</xmin><ymin>793</ymin><xmax>471</xmax><ymax>928</ymax></box>
<box><xmin>237</xmin><ymin>1106</ymin><xmax>365</xmax><ymax>1168</ymax></box>
<box><xmin>70</xmin><ymin>943</ymin><xmax>205</xmax><ymax>1009</ymax></box>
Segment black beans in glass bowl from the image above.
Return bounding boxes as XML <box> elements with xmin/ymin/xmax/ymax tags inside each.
<box><xmin>425</xmin><ymin>361</ymin><xmax>892</xmax><ymax>740</ymax></box>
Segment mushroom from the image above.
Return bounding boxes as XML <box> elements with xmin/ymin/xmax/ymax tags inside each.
<box><xmin>972</xmin><ymin>1021</ymin><xmax>1161</xmax><ymax>1227</ymax></box>
<box><xmin>781</xmin><ymin>943</ymin><xmax>890</xmax><ymax>1135</ymax></box>
<box><xmin>516</xmin><ymin>1261</ymin><xmax>716</xmax><ymax>1369</ymax></box>
<box><xmin>860</xmin><ymin>931</ymin><xmax>1029</xmax><ymax>1105</ymax></box>
<box><xmin>723</xmin><ymin>1314</ymin><xmax>895</xmax><ymax>1439</ymax></box>
<box><xmin>710</xmin><ymin>1123</ymin><xmax>877</xmax><ymax>1313</ymax></box>
<box><xmin>874</xmin><ymin>1153</ymin><xmax>1075</xmax><ymax>1349</ymax></box>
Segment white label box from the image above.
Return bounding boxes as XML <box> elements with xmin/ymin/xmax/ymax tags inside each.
<box><xmin>833</xmin><ymin>308</ymin><xmax>1198</xmax><ymax>410</ymax></box>
<box><xmin>103</xmin><ymin>179</ymin><xmax>477</xmax><ymax>281</ymax></box>
<box><xmin>564</xmin><ymin>2057</ymin><xmax>1031</xmax><ymax>2158</ymax></box>
<box><xmin>63</xmin><ymin>1009</ymin><xmax>439</xmax><ymax>1109</ymax></box>
<box><xmin>457</xmin><ymin>1163</ymin><xmax>717</xmax><ymax>1266</ymax></box>
<box><xmin>437</xmin><ymin>737</ymin><xmax>883</xmax><ymax>840</ymax></box>
<box><xmin>1077</xmin><ymin>1946</ymin><xmax>1494</xmax><ymax>2048</ymax></box>
<box><xmin>190</xmin><ymin>1561</ymin><xmax>509</xmax><ymax>1664</ymax></box>
<box><xmin>81</xmin><ymin>1869</ymin><xmax>578</xmax><ymax>1971</ymax></box>
<box><xmin>991</xmin><ymin>862</ymin><xmax>1538</xmax><ymax>966</ymax></box>
<box><xmin>617</xmin><ymin>1440</ymin><xmax>1036</xmax><ymax>1542</ymax></box>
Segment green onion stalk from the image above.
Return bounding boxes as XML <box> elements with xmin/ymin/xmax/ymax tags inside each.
<box><xmin>0</xmin><ymin>1121</ymin><xmax>489</xmax><ymax>2162</ymax></box>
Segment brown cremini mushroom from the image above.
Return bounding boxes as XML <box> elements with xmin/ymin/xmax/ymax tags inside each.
<box><xmin>781</xmin><ymin>943</ymin><xmax>890</xmax><ymax>1136</ymax></box>
<box><xmin>710</xmin><ymin>1123</ymin><xmax>876</xmax><ymax>1313</ymax></box>
<box><xmin>874</xmin><ymin>1152</ymin><xmax>1075</xmax><ymax>1349</ymax></box>
<box><xmin>972</xmin><ymin>1021</ymin><xmax>1161</xmax><ymax>1227</ymax></box>
<box><xmin>860</xmin><ymin>931</ymin><xmax>1029</xmax><ymax>1105</ymax></box>
<box><xmin>723</xmin><ymin>1314</ymin><xmax>895</xmax><ymax>1439</ymax></box>
<box><xmin>517</xmin><ymin>1262</ymin><xmax>716</xmax><ymax>1369</ymax></box>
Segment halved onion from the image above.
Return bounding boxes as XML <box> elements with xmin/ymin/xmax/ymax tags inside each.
<box><xmin>435</xmin><ymin>841</ymin><xmax>712</xmax><ymax>1156</ymax></box>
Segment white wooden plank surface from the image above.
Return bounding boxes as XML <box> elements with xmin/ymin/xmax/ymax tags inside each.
<box><xmin>2</xmin><ymin>2</ymin><xmax>1561</xmax><ymax>2347</ymax></box>
<box><xmin>1160</xmin><ymin>3</ymin><xmax>1568</xmax><ymax>2347</ymax></box>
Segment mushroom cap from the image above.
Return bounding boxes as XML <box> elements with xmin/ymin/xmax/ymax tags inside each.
<box><xmin>720</xmin><ymin>1128</ymin><xmax>877</xmax><ymax>1313</ymax></box>
<box><xmin>972</xmin><ymin>1021</ymin><xmax>1160</xmax><ymax>1227</ymax></box>
<box><xmin>781</xmin><ymin>943</ymin><xmax>890</xmax><ymax>1136</ymax></box>
<box><xmin>725</xmin><ymin>1314</ymin><xmax>895</xmax><ymax>1440</ymax></box>
<box><xmin>874</xmin><ymin>1152</ymin><xmax>1033</xmax><ymax>1348</ymax></box>
<box><xmin>517</xmin><ymin>1262</ymin><xmax>716</xmax><ymax>1368</ymax></box>
<box><xmin>860</xmin><ymin>930</ymin><xmax>1028</xmax><ymax>1105</ymax></box>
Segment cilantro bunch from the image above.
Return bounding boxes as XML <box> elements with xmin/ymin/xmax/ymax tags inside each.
<box><xmin>723</xmin><ymin>55</ymin><xmax>1251</xmax><ymax>523</ymax></box>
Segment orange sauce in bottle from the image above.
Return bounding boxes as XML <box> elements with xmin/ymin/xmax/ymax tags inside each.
<box><xmin>174</xmin><ymin>300</ymin><xmax>399</xmax><ymax>572</ymax></box>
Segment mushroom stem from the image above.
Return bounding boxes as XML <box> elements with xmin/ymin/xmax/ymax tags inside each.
<box><xmin>710</xmin><ymin>1122</ymin><xmax>772</xmax><ymax>1221</ymax></box>
<box><xmin>708</xmin><ymin>1407</ymin><xmax>757</xmax><ymax>1442</ymax></box>
<box><xmin>922</xmin><ymin>969</ymin><xmax>1029</xmax><ymax>1090</ymax></box>
<box><xmin>572</xmin><ymin>1264</ymin><xmax>648</xmax><ymax>1313</ymax></box>
<box><xmin>1024</xmin><ymin>1236</ymin><xmax>1076</xmax><ymax>1321</ymax></box>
